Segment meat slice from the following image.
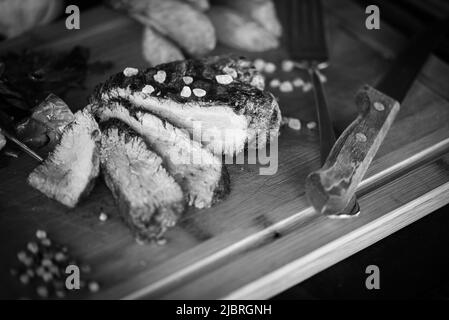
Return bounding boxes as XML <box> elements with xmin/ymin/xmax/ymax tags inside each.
<box><xmin>100</xmin><ymin>120</ymin><xmax>185</xmax><ymax>240</ymax></box>
<box><xmin>93</xmin><ymin>100</ymin><xmax>230</xmax><ymax>209</ymax></box>
<box><xmin>92</xmin><ymin>56</ymin><xmax>280</xmax><ymax>155</ymax></box>
<box><xmin>28</xmin><ymin>109</ymin><xmax>101</xmax><ymax>208</ymax></box>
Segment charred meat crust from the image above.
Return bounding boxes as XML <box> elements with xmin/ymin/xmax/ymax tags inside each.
<box><xmin>100</xmin><ymin>120</ymin><xmax>185</xmax><ymax>240</ymax></box>
<box><xmin>90</xmin><ymin>56</ymin><xmax>275</xmax><ymax>132</ymax></box>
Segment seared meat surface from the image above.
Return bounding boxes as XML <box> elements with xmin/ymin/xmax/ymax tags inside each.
<box><xmin>28</xmin><ymin>109</ymin><xmax>101</xmax><ymax>208</ymax></box>
<box><xmin>100</xmin><ymin>120</ymin><xmax>185</xmax><ymax>240</ymax></box>
<box><xmin>92</xmin><ymin>56</ymin><xmax>280</xmax><ymax>155</ymax></box>
<box><xmin>93</xmin><ymin>100</ymin><xmax>230</xmax><ymax>208</ymax></box>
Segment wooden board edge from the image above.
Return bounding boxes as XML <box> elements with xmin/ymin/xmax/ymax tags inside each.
<box><xmin>222</xmin><ymin>181</ymin><xmax>449</xmax><ymax>300</ymax></box>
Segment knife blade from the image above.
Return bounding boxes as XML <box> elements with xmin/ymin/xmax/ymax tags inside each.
<box><xmin>305</xmin><ymin>18</ymin><xmax>449</xmax><ymax>216</ymax></box>
<box><xmin>0</xmin><ymin>110</ymin><xmax>43</xmax><ymax>162</ymax></box>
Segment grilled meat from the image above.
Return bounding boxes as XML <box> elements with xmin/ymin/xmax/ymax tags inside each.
<box><xmin>92</xmin><ymin>56</ymin><xmax>280</xmax><ymax>155</ymax></box>
<box><xmin>16</xmin><ymin>94</ymin><xmax>74</xmax><ymax>149</ymax></box>
<box><xmin>93</xmin><ymin>100</ymin><xmax>230</xmax><ymax>209</ymax></box>
<box><xmin>28</xmin><ymin>109</ymin><xmax>100</xmax><ymax>208</ymax></box>
<box><xmin>100</xmin><ymin>120</ymin><xmax>185</xmax><ymax>239</ymax></box>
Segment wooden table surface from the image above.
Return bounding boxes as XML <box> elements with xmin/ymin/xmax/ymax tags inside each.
<box><xmin>1</xmin><ymin>0</ymin><xmax>449</xmax><ymax>299</ymax></box>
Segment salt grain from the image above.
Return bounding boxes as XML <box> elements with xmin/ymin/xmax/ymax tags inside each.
<box><xmin>293</xmin><ymin>77</ymin><xmax>305</xmax><ymax>87</ymax></box>
<box><xmin>17</xmin><ymin>251</ymin><xmax>28</xmax><ymax>263</ymax></box>
<box><xmin>223</xmin><ymin>66</ymin><xmax>238</xmax><ymax>78</ymax></box>
<box><xmin>356</xmin><ymin>132</ymin><xmax>367</xmax><ymax>142</ymax></box>
<box><xmin>264</xmin><ymin>62</ymin><xmax>276</xmax><ymax>74</ymax></box>
<box><xmin>19</xmin><ymin>274</ymin><xmax>30</xmax><ymax>285</ymax></box>
<box><xmin>180</xmin><ymin>86</ymin><xmax>192</xmax><ymax>98</ymax></box>
<box><xmin>36</xmin><ymin>230</ymin><xmax>47</xmax><ymax>239</ymax></box>
<box><xmin>318</xmin><ymin>72</ymin><xmax>327</xmax><ymax>83</ymax></box>
<box><xmin>183</xmin><ymin>76</ymin><xmax>193</xmax><ymax>85</ymax></box>
<box><xmin>153</xmin><ymin>70</ymin><xmax>167</xmax><ymax>83</ymax></box>
<box><xmin>374</xmin><ymin>102</ymin><xmax>385</xmax><ymax>111</ymax></box>
<box><xmin>54</xmin><ymin>252</ymin><xmax>66</xmax><ymax>262</ymax></box>
<box><xmin>41</xmin><ymin>238</ymin><xmax>51</xmax><ymax>246</ymax></box>
<box><xmin>302</xmin><ymin>82</ymin><xmax>313</xmax><ymax>92</ymax></box>
<box><xmin>99</xmin><ymin>212</ymin><xmax>108</xmax><ymax>222</ymax></box>
<box><xmin>42</xmin><ymin>258</ymin><xmax>53</xmax><ymax>267</ymax></box>
<box><xmin>123</xmin><ymin>67</ymin><xmax>138</xmax><ymax>77</ymax></box>
<box><xmin>142</xmin><ymin>85</ymin><xmax>155</xmax><ymax>95</ymax></box>
<box><xmin>269</xmin><ymin>79</ymin><xmax>281</xmax><ymax>88</ymax></box>
<box><xmin>253</xmin><ymin>59</ymin><xmax>266</xmax><ymax>71</ymax></box>
<box><xmin>36</xmin><ymin>286</ymin><xmax>49</xmax><ymax>298</ymax></box>
<box><xmin>282</xmin><ymin>60</ymin><xmax>295</xmax><ymax>72</ymax></box>
<box><xmin>193</xmin><ymin>88</ymin><xmax>207</xmax><ymax>97</ymax></box>
<box><xmin>288</xmin><ymin>118</ymin><xmax>301</xmax><ymax>130</ymax></box>
<box><xmin>279</xmin><ymin>81</ymin><xmax>294</xmax><ymax>93</ymax></box>
<box><xmin>215</xmin><ymin>74</ymin><xmax>233</xmax><ymax>85</ymax></box>
<box><xmin>42</xmin><ymin>272</ymin><xmax>53</xmax><ymax>282</ymax></box>
<box><xmin>36</xmin><ymin>266</ymin><xmax>45</xmax><ymax>277</ymax></box>
<box><xmin>27</xmin><ymin>242</ymin><xmax>39</xmax><ymax>254</ymax></box>
<box><xmin>26</xmin><ymin>269</ymin><xmax>35</xmax><ymax>278</ymax></box>
<box><xmin>88</xmin><ymin>281</ymin><xmax>100</xmax><ymax>293</ymax></box>
<box><xmin>307</xmin><ymin>121</ymin><xmax>317</xmax><ymax>129</ymax></box>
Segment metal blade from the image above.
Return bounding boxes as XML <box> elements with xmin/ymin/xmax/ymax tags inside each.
<box><xmin>376</xmin><ymin>18</ymin><xmax>449</xmax><ymax>102</ymax></box>
<box><xmin>0</xmin><ymin>110</ymin><xmax>43</xmax><ymax>163</ymax></box>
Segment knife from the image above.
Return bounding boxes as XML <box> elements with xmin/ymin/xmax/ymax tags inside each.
<box><xmin>284</xmin><ymin>0</ymin><xmax>360</xmax><ymax>217</ymax></box>
<box><xmin>305</xmin><ymin>18</ymin><xmax>449</xmax><ymax>216</ymax></box>
<box><xmin>0</xmin><ymin>110</ymin><xmax>43</xmax><ymax>162</ymax></box>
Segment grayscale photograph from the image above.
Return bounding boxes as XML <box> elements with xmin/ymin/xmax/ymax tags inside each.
<box><xmin>0</xmin><ymin>0</ymin><xmax>448</xmax><ymax>303</ymax></box>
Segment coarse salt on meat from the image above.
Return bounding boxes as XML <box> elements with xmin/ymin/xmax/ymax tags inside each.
<box><xmin>142</xmin><ymin>85</ymin><xmax>155</xmax><ymax>95</ymax></box>
<box><xmin>183</xmin><ymin>76</ymin><xmax>193</xmax><ymax>85</ymax></box>
<box><xmin>180</xmin><ymin>86</ymin><xmax>192</xmax><ymax>97</ymax></box>
<box><xmin>123</xmin><ymin>67</ymin><xmax>138</xmax><ymax>77</ymax></box>
<box><xmin>154</xmin><ymin>70</ymin><xmax>167</xmax><ymax>83</ymax></box>
<box><xmin>193</xmin><ymin>88</ymin><xmax>207</xmax><ymax>97</ymax></box>
<box><xmin>215</xmin><ymin>74</ymin><xmax>233</xmax><ymax>85</ymax></box>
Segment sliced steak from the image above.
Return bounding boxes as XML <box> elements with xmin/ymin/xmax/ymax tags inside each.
<box><xmin>100</xmin><ymin>120</ymin><xmax>185</xmax><ymax>240</ymax></box>
<box><xmin>92</xmin><ymin>56</ymin><xmax>280</xmax><ymax>155</ymax></box>
<box><xmin>28</xmin><ymin>109</ymin><xmax>101</xmax><ymax>208</ymax></box>
<box><xmin>93</xmin><ymin>100</ymin><xmax>230</xmax><ymax>209</ymax></box>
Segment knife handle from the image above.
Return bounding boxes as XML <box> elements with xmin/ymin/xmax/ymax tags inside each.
<box><xmin>305</xmin><ymin>85</ymin><xmax>400</xmax><ymax>215</ymax></box>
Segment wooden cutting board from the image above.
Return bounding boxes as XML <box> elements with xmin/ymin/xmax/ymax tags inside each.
<box><xmin>1</xmin><ymin>0</ymin><xmax>449</xmax><ymax>299</ymax></box>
